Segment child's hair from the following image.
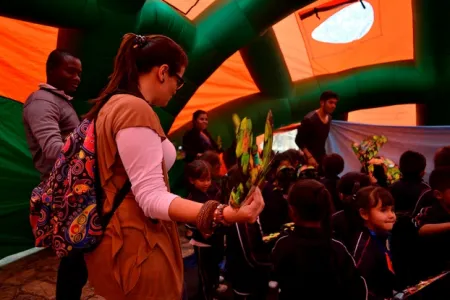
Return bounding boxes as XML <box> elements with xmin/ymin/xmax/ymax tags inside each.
<box><xmin>429</xmin><ymin>166</ymin><xmax>450</xmax><ymax>192</ymax></box>
<box><xmin>186</xmin><ymin>159</ymin><xmax>211</xmax><ymax>181</ymax></box>
<box><xmin>322</xmin><ymin>153</ymin><xmax>345</xmax><ymax>177</ymax></box>
<box><xmin>288</xmin><ymin>179</ymin><xmax>333</xmax><ymax>231</ymax></box>
<box><xmin>399</xmin><ymin>150</ymin><xmax>426</xmax><ymax>179</ymax></box>
<box><xmin>354</xmin><ymin>186</ymin><xmax>395</xmax><ymax>212</ymax></box>
<box><xmin>337</xmin><ymin>172</ymin><xmax>372</xmax><ymax>203</ymax></box>
<box><xmin>361</xmin><ymin>162</ymin><xmax>388</xmax><ymax>188</ymax></box>
<box><xmin>200</xmin><ymin>150</ymin><xmax>221</xmax><ymax>169</ymax></box>
<box><xmin>434</xmin><ymin>146</ymin><xmax>450</xmax><ymax>168</ymax></box>
<box><xmin>284</xmin><ymin>149</ymin><xmax>304</xmax><ymax>167</ymax></box>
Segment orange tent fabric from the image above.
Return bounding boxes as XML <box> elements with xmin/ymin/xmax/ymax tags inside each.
<box><xmin>296</xmin><ymin>0</ymin><xmax>413</xmax><ymax>75</ymax></box>
<box><xmin>0</xmin><ymin>17</ymin><xmax>58</xmax><ymax>103</ymax></box>
<box><xmin>169</xmin><ymin>51</ymin><xmax>260</xmax><ymax>133</ymax></box>
<box><xmin>0</xmin><ymin>0</ymin><xmax>416</xmax><ymax>131</ymax></box>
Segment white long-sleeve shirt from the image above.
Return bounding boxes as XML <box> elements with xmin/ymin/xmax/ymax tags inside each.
<box><xmin>116</xmin><ymin>127</ymin><xmax>178</xmax><ymax>221</ymax></box>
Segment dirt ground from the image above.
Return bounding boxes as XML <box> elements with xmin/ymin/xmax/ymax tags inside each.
<box><xmin>0</xmin><ymin>232</ymin><xmax>194</xmax><ymax>300</ymax></box>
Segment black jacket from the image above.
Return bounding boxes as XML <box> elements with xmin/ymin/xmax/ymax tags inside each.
<box><xmin>182</xmin><ymin>127</ymin><xmax>220</xmax><ymax>162</ymax></box>
<box><xmin>272</xmin><ymin>226</ymin><xmax>368</xmax><ymax>300</ymax></box>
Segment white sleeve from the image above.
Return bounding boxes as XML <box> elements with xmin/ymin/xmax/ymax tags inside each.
<box><xmin>116</xmin><ymin>127</ymin><xmax>178</xmax><ymax>221</ymax></box>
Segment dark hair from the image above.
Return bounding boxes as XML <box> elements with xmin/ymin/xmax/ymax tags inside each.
<box><xmin>200</xmin><ymin>150</ymin><xmax>220</xmax><ymax>169</ymax></box>
<box><xmin>322</xmin><ymin>153</ymin><xmax>345</xmax><ymax>177</ymax></box>
<box><xmin>288</xmin><ymin>179</ymin><xmax>333</xmax><ymax>227</ymax></box>
<box><xmin>337</xmin><ymin>172</ymin><xmax>372</xmax><ymax>199</ymax></box>
<box><xmin>186</xmin><ymin>160</ymin><xmax>211</xmax><ymax>181</ymax></box>
<box><xmin>399</xmin><ymin>150</ymin><xmax>426</xmax><ymax>179</ymax></box>
<box><xmin>354</xmin><ymin>186</ymin><xmax>395</xmax><ymax>212</ymax></box>
<box><xmin>429</xmin><ymin>166</ymin><xmax>450</xmax><ymax>192</ymax></box>
<box><xmin>84</xmin><ymin>34</ymin><xmax>188</xmax><ymax>120</ymax></box>
<box><xmin>319</xmin><ymin>91</ymin><xmax>339</xmax><ymax>102</ymax></box>
<box><xmin>46</xmin><ymin>49</ymin><xmax>78</xmax><ymax>74</ymax></box>
<box><xmin>193</xmin><ymin>110</ymin><xmax>207</xmax><ymax>123</ymax></box>
<box><xmin>284</xmin><ymin>149</ymin><xmax>304</xmax><ymax>167</ymax></box>
<box><xmin>434</xmin><ymin>146</ymin><xmax>450</xmax><ymax>168</ymax></box>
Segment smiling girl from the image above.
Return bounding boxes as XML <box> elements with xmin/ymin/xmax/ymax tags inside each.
<box><xmin>351</xmin><ymin>186</ymin><xmax>397</xmax><ymax>299</ymax></box>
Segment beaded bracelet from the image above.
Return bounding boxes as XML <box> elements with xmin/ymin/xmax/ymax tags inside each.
<box><xmin>213</xmin><ymin>204</ymin><xmax>231</xmax><ymax>228</ymax></box>
<box><xmin>196</xmin><ymin>200</ymin><xmax>220</xmax><ymax>234</ymax></box>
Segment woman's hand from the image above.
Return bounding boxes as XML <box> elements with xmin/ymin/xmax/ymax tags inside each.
<box><xmin>223</xmin><ymin>187</ymin><xmax>265</xmax><ymax>224</ymax></box>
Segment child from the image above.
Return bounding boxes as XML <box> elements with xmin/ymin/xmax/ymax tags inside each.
<box><xmin>272</xmin><ymin>179</ymin><xmax>368</xmax><ymax>300</ymax></box>
<box><xmin>351</xmin><ymin>186</ymin><xmax>397</xmax><ymax>299</ymax></box>
<box><xmin>185</xmin><ymin>160</ymin><xmax>227</xmax><ymax>299</ymax></box>
<box><xmin>199</xmin><ymin>150</ymin><xmax>223</xmax><ymax>200</ymax></box>
<box><xmin>390</xmin><ymin>150</ymin><xmax>429</xmax><ymax>215</ymax></box>
<box><xmin>260</xmin><ymin>163</ymin><xmax>296</xmax><ymax>234</ymax></box>
<box><xmin>332</xmin><ymin>172</ymin><xmax>372</xmax><ymax>249</ymax></box>
<box><xmin>414</xmin><ymin>166</ymin><xmax>450</xmax><ymax>279</ymax></box>
<box><xmin>321</xmin><ymin>153</ymin><xmax>345</xmax><ymax>211</ymax></box>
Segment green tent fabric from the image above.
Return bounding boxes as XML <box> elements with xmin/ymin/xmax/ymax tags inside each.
<box><xmin>0</xmin><ymin>97</ymin><xmax>38</xmax><ymax>258</ymax></box>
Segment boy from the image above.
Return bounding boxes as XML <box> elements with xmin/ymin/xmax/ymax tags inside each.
<box><xmin>390</xmin><ymin>150</ymin><xmax>429</xmax><ymax>215</ymax></box>
<box><xmin>414</xmin><ymin>167</ymin><xmax>450</xmax><ymax>278</ymax></box>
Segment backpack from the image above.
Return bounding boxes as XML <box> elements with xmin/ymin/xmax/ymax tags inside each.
<box><xmin>29</xmin><ymin>118</ymin><xmax>131</xmax><ymax>257</ymax></box>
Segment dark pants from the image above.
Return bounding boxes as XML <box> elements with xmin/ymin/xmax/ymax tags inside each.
<box><xmin>194</xmin><ymin>245</ymin><xmax>223</xmax><ymax>300</ymax></box>
<box><xmin>56</xmin><ymin>252</ymin><xmax>88</xmax><ymax>300</ymax></box>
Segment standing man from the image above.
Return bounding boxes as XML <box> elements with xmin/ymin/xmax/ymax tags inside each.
<box><xmin>23</xmin><ymin>49</ymin><xmax>86</xmax><ymax>299</ymax></box>
<box><xmin>295</xmin><ymin>91</ymin><xmax>338</xmax><ymax>170</ymax></box>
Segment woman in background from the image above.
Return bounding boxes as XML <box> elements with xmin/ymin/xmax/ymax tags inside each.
<box><xmin>182</xmin><ymin>110</ymin><xmax>221</xmax><ymax>163</ymax></box>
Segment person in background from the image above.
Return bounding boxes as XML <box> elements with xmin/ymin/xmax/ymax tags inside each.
<box><xmin>23</xmin><ymin>49</ymin><xmax>85</xmax><ymax>300</ymax></box>
<box><xmin>434</xmin><ymin>146</ymin><xmax>450</xmax><ymax>168</ymax></box>
<box><xmin>414</xmin><ymin>167</ymin><xmax>450</xmax><ymax>278</ymax></box>
<box><xmin>412</xmin><ymin>146</ymin><xmax>450</xmax><ymax>216</ymax></box>
<box><xmin>185</xmin><ymin>160</ymin><xmax>228</xmax><ymax>299</ymax></box>
<box><xmin>182</xmin><ymin>110</ymin><xmax>221</xmax><ymax>163</ymax></box>
<box><xmin>321</xmin><ymin>153</ymin><xmax>345</xmax><ymax>211</ymax></box>
<box><xmin>295</xmin><ymin>91</ymin><xmax>338</xmax><ymax>171</ymax></box>
<box><xmin>390</xmin><ymin>150</ymin><xmax>429</xmax><ymax>216</ymax></box>
<box><xmin>272</xmin><ymin>179</ymin><xmax>368</xmax><ymax>300</ymax></box>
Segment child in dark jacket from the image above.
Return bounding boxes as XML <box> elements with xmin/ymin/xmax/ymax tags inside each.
<box><xmin>185</xmin><ymin>160</ymin><xmax>226</xmax><ymax>299</ymax></box>
<box><xmin>351</xmin><ymin>186</ymin><xmax>397</xmax><ymax>299</ymax></box>
<box><xmin>320</xmin><ymin>153</ymin><xmax>345</xmax><ymax>211</ymax></box>
<box><xmin>272</xmin><ymin>179</ymin><xmax>368</xmax><ymax>300</ymax></box>
<box><xmin>332</xmin><ymin>172</ymin><xmax>372</xmax><ymax>250</ymax></box>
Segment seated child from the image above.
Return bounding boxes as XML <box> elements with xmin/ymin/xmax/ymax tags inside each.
<box><xmin>320</xmin><ymin>153</ymin><xmax>345</xmax><ymax>211</ymax></box>
<box><xmin>260</xmin><ymin>164</ymin><xmax>296</xmax><ymax>234</ymax></box>
<box><xmin>185</xmin><ymin>160</ymin><xmax>227</xmax><ymax>299</ymax></box>
<box><xmin>414</xmin><ymin>166</ymin><xmax>450</xmax><ymax>279</ymax></box>
<box><xmin>272</xmin><ymin>179</ymin><xmax>368</xmax><ymax>300</ymax></box>
<box><xmin>412</xmin><ymin>147</ymin><xmax>450</xmax><ymax>216</ymax></box>
<box><xmin>332</xmin><ymin>172</ymin><xmax>372</xmax><ymax>249</ymax></box>
<box><xmin>390</xmin><ymin>150</ymin><xmax>429</xmax><ymax>216</ymax></box>
<box><xmin>199</xmin><ymin>150</ymin><xmax>223</xmax><ymax>199</ymax></box>
<box><xmin>351</xmin><ymin>186</ymin><xmax>397</xmax><ymax>299</ymax></box>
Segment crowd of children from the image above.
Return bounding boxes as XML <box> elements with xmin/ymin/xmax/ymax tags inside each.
<box><xmin>183</xmin><ymin>146</ymin><xmax>450</xmax><ymax>300</ymax></box>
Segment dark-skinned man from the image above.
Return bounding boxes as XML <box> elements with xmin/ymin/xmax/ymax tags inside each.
<box><xmin>23</xmin><ymin>49</ymin><xmax>85</xmax><ymax>300</ymax></box>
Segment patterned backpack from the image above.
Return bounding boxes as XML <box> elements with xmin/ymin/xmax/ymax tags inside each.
<box><xmin>29</xmin><ymin>118</ymin><xmax>130</xmax><ymax>257</ymax></box>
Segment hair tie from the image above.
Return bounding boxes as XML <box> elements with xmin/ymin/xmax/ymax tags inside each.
<box><xmin>133</xmin><ymin>34</ymin><xmax>147</xmax><ymax>49</ymax></box>
<box><xmin>351</xmin><ymin>181</ymin><xmax>361</xmax><ymax>202</ymax></box>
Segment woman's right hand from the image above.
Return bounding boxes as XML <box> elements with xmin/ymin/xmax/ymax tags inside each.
<box><xmin>223</xmin><ymin>187</ymin><xmax>265</xmax><ymax>224</ymax></box>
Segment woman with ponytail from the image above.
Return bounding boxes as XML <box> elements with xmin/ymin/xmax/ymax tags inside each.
<box><xmin>83</xmin><ymin>34</ymin><xmax>264</xmax><ymax>300</ymax></box>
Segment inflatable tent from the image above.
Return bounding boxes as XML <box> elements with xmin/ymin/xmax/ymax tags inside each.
<box><xmin>0</xmin><ymin>0</ymin><xmax>445</xmax><ymax>259</ymax></box>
